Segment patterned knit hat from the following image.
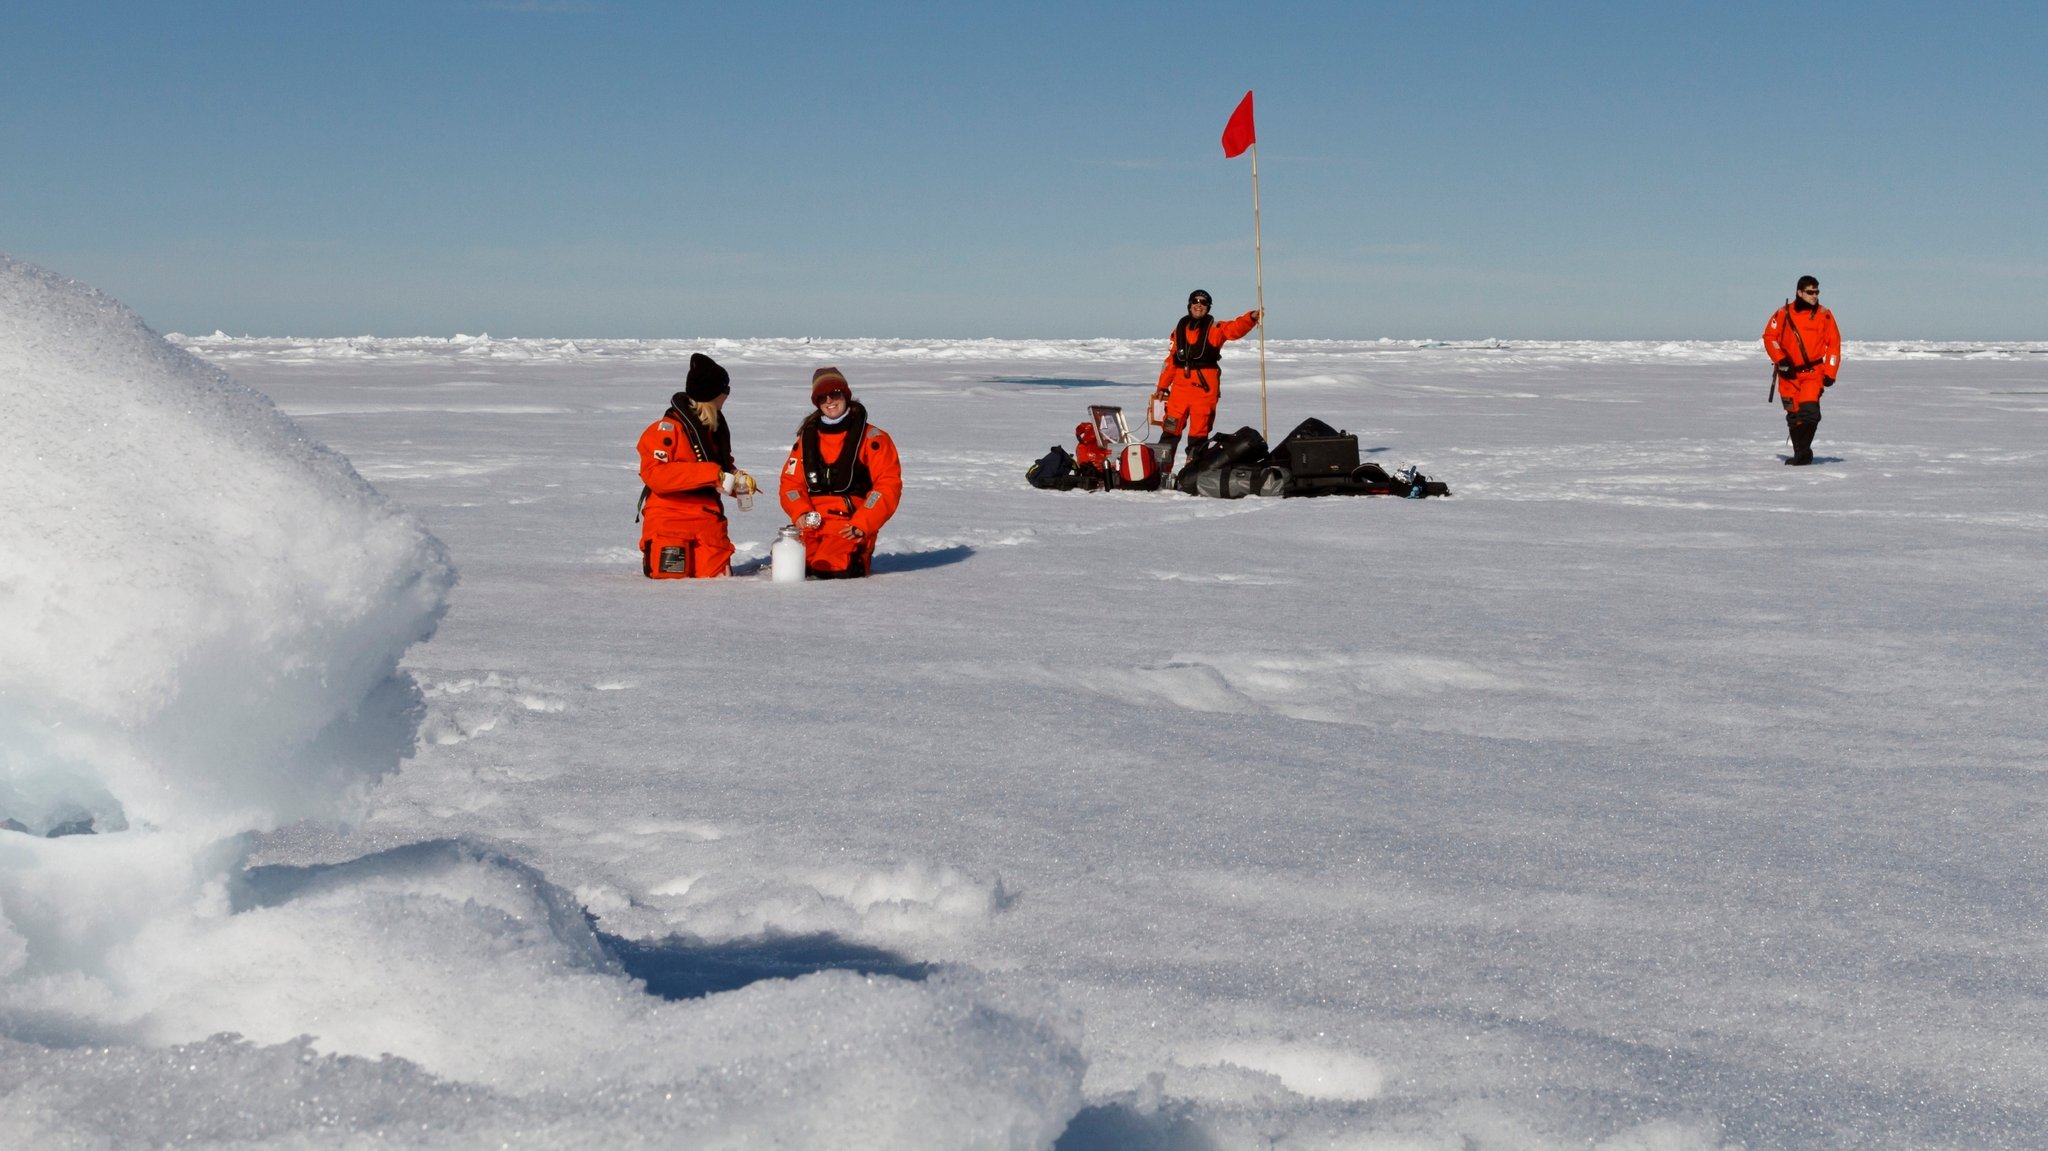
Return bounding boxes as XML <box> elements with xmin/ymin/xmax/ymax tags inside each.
<box><xmin>810</xmin><ymin>366</ymin><xmax>851</xmax><ymax>405</ymax></box>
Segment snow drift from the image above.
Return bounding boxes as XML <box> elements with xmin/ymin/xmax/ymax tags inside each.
<box><xmin>0</xmin><ymin>253</ymin><xmax>453</xmax><ymax>838</ymax></box>
<box><xmin>0</xmin><ymin>251</ymin><xmax>452</xmax><ymax>1035</ymax></box>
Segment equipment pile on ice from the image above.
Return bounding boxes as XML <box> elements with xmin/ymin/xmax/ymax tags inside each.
<box><xmin>1027</xmin><ymin>405</ymin><xmax>1450</xmax><ymax>499</ymax></box>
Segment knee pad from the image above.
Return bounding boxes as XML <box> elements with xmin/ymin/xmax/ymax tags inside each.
<box><xmin>644</xmin><ymin>539</ymin><xmax>694</xmax><ymax>579</ymax></box>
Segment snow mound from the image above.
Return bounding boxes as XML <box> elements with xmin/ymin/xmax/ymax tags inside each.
<box><xmin>0</xmin><ymin>838</ymin><xmax>1085</xmax><ymax>1148</ymax></box>
<box><xmin>0</xmin><ymin>253</ymin><xmax>453</xmax><ymax>838</ymax></box>
<box><xmin>1</xmin><ymin>254</ymin><xmax>452</xmax><ymax>1064</ymax></box>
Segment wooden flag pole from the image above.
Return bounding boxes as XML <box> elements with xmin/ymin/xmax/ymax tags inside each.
<box><xmin>1251</xmin><ymin>140</ymin><xmax>1268</xmax><ymax>441</ymax></box>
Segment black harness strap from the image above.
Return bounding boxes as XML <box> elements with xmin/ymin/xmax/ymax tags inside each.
<box><xmin>1172</xmin><ymin>315</ymin><xmax>1221</xmax><ymax>370</ymax></box>
<box><xmin>671</xmin><ymin>406</ymin><xmax>722</xmax><ymax>465</ymax></box>
<box><xmin>1783</xmin><ymin>303</ymin><xmax>1816</xmax><ymax>372</ymax></box>
<box><xmin>1767</xmin><ymin>301</ymin><xmax>1820</xmax><ymax>402</ymax></box>
<box><xmin>800</xmin><ymin>409</ymin><xmax>874</xmax><ymax>501</ymax></box>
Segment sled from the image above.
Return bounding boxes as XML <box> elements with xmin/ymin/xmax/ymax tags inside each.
<box><xmin>1087</xmin><ymin>404</ymin><xmax>1175</xmax><ymax>485</ymax></box>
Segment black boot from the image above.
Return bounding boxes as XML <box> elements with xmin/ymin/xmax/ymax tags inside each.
<box><xmin>1179</xmin><ymin>434</ymin><xmax>1204</xmax><ymax>487</ymax></box>
<box><xmin>1173</xmin><ymin>436</ymin><xmax>1210</xmax><ymax>486</ymax></box>
<box><xmin>1784</xmin><ymin>405</ymin><xmax>1819</xmax><ymax>465</ymax></box>
<box><xmin>1792</xmin><ymin>418</ymin><xmax>1818</xmax><ymax>465</ymax></box>
<box><xmin>1154</xmin><ymin>431</ymin><xmax>1181</xmax><ymax>474</ymax></box>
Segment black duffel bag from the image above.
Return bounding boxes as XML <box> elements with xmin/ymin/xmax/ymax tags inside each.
<box><xmin>1177</xmin><ymin>426</ymin><xmax>1267</xmax><ymax>495</ymax></box>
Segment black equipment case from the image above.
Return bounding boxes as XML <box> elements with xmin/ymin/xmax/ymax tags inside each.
<box><xmin>1280</xmin><ymin>436</ymin><xmax>1360</xmax><ymax>478</ymax></box>
<box><xmin>1270</xmin><ymin>417</ymin><xmax>1360</xmax><ymax>479</ymax></box>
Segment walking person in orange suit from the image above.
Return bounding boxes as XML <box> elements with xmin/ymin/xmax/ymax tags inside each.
<box><xmin>635</xmin><ymin>353</ymin><xmax>758</xmax><ymax>578</ymax></box>
<box><xmin>1153</xmin><ymin>289</ymin><xmax>1261</xmax><ymax>475</ymax></box>
<box><xmin>778</xmin><ymin>367</ymin><xmax>902</xmax><ymax>579</ymax></box>
<box><xmin>1763</xmin><ymin>275</ymin><xmax>1842</xmax><ymax>466</ymax></box>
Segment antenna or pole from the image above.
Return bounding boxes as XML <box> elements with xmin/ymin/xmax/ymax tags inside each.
<box><xmin>1220</xmin><ymin>89</ymin><xmax>1264</xmax><ymax>438</ymax></box>
<box><xmin>1251</xmin><ymin>139</ymin><xmax>1267</xmax><ymax>441</ymax></box>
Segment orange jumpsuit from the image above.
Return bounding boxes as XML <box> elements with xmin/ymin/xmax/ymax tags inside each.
<box><xmin>1155</xmin><ymin>310</ymin><xmax>1260</xmax><ymax>441</ymax></box>
<box><xmin>637</xmin><ymin>405</ymin><xmax>736</xmax><ymax>578</ymax></box>
<box><xmin>778</xmin><ymin>404</ymin><xmax>903</xmax><ymax>578</ymax></box>
<box><xmin>1762</xmin><ymin>301</ymin><xmax>1841</xmax><ymax>406</ymax></box>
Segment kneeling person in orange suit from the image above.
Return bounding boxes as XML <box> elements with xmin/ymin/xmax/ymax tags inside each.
<box><xmin>636</xmin><ymin>352</ymin><xmax>758</xmax><ymax>578</ymax></box>
<box><xmin>778</xmin><ymin>366</ymin><xmax>902</xmax><ymax>579</ymax></box>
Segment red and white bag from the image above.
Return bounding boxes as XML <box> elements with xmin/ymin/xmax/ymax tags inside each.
<box><xmin>1117</xmin><ymin>442</ymin><xmax>1158</xmax><ymax>488</ymax></box>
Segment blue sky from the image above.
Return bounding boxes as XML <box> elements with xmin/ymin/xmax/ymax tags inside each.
<box><xmin>4</xmin><ymin>1</ymin><xmax>2041</xmax><ymax>339</ymax></box>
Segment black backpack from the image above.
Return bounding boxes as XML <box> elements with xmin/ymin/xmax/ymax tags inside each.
<box><xmin>1026</xmin><ymin>445</ymin><xmax>1078</xmax><ymax>490</ymax></box>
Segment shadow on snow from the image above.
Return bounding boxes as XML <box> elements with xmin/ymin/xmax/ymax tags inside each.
<box><xmin>1053</xmin><ymin>1102</ymin><xmax>1222</xmax><ymax>1151</ymax></box>
<box><xmin>600</xmin><ymin>930</ymin><xmax>935</xmax><ymax>1001</ymax></box>
<box><xmin>986</xmin><ymin>375</ymin><xmax>1135</xmax><ymax>389</ymax></box>
<box><xmin>237</xmin><ymin>840</ymin><xmax>934</xmax><ymax>1003</ymax></box>
<box><xmin>872</xmin><ymin>545</ymin><xmax>973</xmax><ymax>574</ymax></box>
<box><xmin>733</xmin><ymin>546</ymin><xmax>973</xmax><ymax>578</ymax></box>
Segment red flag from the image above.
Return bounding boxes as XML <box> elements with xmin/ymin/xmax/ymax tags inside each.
<box><xmin>1220</xmin><ymin>90</ymin><xmax>1256</xmax><ymax>158</ymax></box>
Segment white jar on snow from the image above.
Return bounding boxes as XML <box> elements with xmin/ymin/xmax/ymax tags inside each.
<box><xmin>771</xmin><ymin>524</ymin><xmax>807</xmax><ymax>583</ymax></box>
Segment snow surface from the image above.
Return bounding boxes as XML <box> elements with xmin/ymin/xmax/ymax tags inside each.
<box><xmin>5</xmin><ymin>258</ymin><xmax>2048</xmax><ymax>1148</ymax></box>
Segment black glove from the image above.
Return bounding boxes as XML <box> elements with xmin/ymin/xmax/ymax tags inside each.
<box><xmin>1822</xmin><ymin>376</ymin><xmax>1834</xmax><ymax>388</ymax></box>
<box><xmin>1775</xmin><ymin>357</ymin><xmax>1796</xmax><ymax>377</ymax></box>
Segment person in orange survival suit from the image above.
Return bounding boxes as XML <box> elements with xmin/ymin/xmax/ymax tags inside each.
<box><xmin>636</xmin><ymin>352</ymin><xmax>758</xmax><ymax>578</ymax></box>
<box><xmin>1762</xmin><ymin>275</ymin><xmax>1842</xmax><ymax>466</ymax></box>
<box><xmin>1152</xmin><ymin>288</ymin><xmax>1261</xmax><ymax>475</ymax></box>
<box><xmin>778</xmin><ymin>366</ymin><xmax>903</xmax><ymax>579</ymax></box>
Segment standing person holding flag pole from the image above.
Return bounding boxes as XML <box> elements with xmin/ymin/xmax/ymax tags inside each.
<box><xmin>1222</xmin><ymin>90</ymin><xmax>1269</xmax><ymax>440</ymax></box>
<box><xmin>1150</xmin><ymin>92</ymin><xmax>1268</xmax><ymax>475</ymax></box>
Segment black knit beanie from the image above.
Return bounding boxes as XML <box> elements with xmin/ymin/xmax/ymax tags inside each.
<box><xmin>684</xmin><ymin>353</ymin><xmax>731</xmax><ymax>402</ymax></box>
